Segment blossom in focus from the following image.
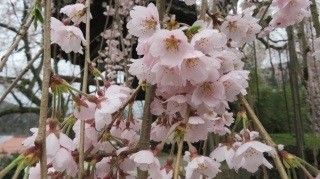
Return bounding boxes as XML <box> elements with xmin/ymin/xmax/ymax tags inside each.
<box><xmin>51</xmin><ymin>17</ymin><xmax>86</xmax><ymax>54</ymax></box>
<box><xmin>232</xmin><ymin>140</ymin><xmax>274</xmax><ymax>173</ymax></box>
<box><xmin>60</xmin><ymin>3</ymin><xmax>92</xmax><ymax>24</ymax></box>
<box><xmin>149</xmin><ymin>29</ymin><xmax>193</xmax><ymax>67</ymax></box>
<box><xmin>127</xmin><ymin>3</ymin><xmax>160</xmax><ymax>39</ymax></box>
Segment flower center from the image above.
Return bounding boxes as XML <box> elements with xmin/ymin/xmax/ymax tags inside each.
<box><xmin>244</xmin><ymin>147</ymin><xmax>258</xmax><ymax>158</ymax></box>
<box><xmin>66</xmin><ymin>31</ymin><xmax>77</xmax><ymax>39</ymax></box>
<box><xmin>201</xmin><ymin>82</ymin><xmax>213</xmax><ymax>95</ymax></box>
<box><xmin>197</xmin><ymin>162</ymin><xmax>208</xmax><ymax>170</ymax></box>
<box><xmin>227</xmin><ymin>21</ymin><xmax>238</xmax><ymax>33</ymax></box>
<box><xmin>185</xmin><ymin>58</ymin><xmax>199</xmax><ymax>68</ymax></box>
<box><xmin>165</xmin><ymin>35</ymin><xmax>180</xmax><ymax>53</ymax></box>
<box><xmin>144</xmin><ymin>18</ymin><xmax>157</xmax><ymax>30</ymax></box>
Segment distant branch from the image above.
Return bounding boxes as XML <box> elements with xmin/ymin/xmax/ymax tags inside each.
<box><xmin>0</xmin><ymin>23</ymin><xmax>18</xmax><ymax>33</ymax></box>
<box><xmin>258</xmin><ymin>37</ymin><xmax>287</xmax><ymax>50</ymax></box>
<box><xmin>0</xmin><ymin>107</ymin><xmax>39</xmax><ymax>117</ymax></box>
<box><xmin>0</xmin><ymin>14</ymin><xmax>34</xmax><ymax>72</ymax></box>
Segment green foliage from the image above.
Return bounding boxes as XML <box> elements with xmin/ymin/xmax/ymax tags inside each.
<box><xmin>0</xmin><ymin>153</ymin><xmax>24</xmax><ymax>179</ymax></box>
<box><xmin>31</xmin><ymin>5</ymin><xmax>44</xmax><ymax>30</ymax></box>
<box><xmin>270</xmin><ymin>133</ymin><xmax>320</xmax><ymax>148</ymax></box>
<box><xmin>248</xmin><ymin>69</ymin><xmax>309</xmax><ymax>134</ymax></box>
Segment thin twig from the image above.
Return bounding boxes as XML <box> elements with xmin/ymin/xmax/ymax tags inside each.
<box><xmin>78</xmin><ymin>0</ymin><xmax>91</xmax><ymax>178</ymax></box>
<box><xmin>0</xmin><ymin>49</ymin><xmax>42</xmax><ymax>105</ymax></box>
<box><xmin>173</xmin><ymin>107</ymin><xmax>190</xmax><ymax>179</ymax></box>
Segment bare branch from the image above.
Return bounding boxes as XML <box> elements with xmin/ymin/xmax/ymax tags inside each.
<box><xmin>0</xmin><ymin>49</ymin><xmax>42</xmax><ymax>105</ymax></box>
<box><xmin>0</xmin><ymin>23</ymin><xmax>18</xmax><ymax>33</ymax></box>
<box><xmin>0</xmin><ymin>14</ymin><xmax>34</xmax><ymax>72</ymax></box>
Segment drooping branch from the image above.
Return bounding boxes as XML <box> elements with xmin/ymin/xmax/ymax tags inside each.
<box><xmin>238</xmin><ymin>94</ymin><xmax>289</xmax><ymax>179</ymax></box>
<box><xmin>78</xmin><ymin>0</ymin><xmax>91</xmax><ymax>177</ymax></box>
<box><xmin>35</xmin><ymin>0</ymin><xmax>52</xmax><ymax>177</ymax></box>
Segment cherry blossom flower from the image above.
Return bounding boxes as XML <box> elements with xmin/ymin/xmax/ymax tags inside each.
<box><xmin>233</xmin><ymin>140</ymin><xmax>274</xmax><ymax>173</ymax></box>
<box><xmin>165</xmin><ymin>95</ymin><xmax>188</xmax><ymax>115</ymax></box>
<box><xmin>151</xmin><ymin>63</ymin><xmax>186</xmax><ymax>86</ymax></box>
<box><xmin>51</xmin><ymin>17</ymin><xmax>86</xmax><ymax>54</ymax></box>
<box><xmin>220</xmin><ymin>7</ymin><xmax>261</xmax><ymax>46</ymax></box>
<box><xmin>127</xmin><ymin>3</ymin><xmax>160</xmax><ymax>39</ymax></box>
<box><xmin>191</xmin><ymin>29</ymin><xmax>227</xmax><ymax>55</ymax></box>
<box><xmin>191</xmin><ymin>71</ymin><xmax>226</xmax><ymax>109</ymax></box>
<box><xmin>22</xmin><ymin>128</ymin><xmax>38</xmax><ymax>147</ymax></box>
<box><xmin>74</xmin><ymin>99</ymin><xmax>96</xmax><ymax>121</ymax></box>
<box><xmin>184</xmin><ymin>151</ymin><xmax>221</xmax><ymax>179</ymax></box>
<box><xmin>184</xmin><ymin>116</ymin><xmax>210</xmax><ymax>142</ymax></box>
<box><xmin>73</xmin><ymin>120</ymin><xmax>98</xmax><ymax>151</ymax></box>
<box><xmin>219</xmin><ymin>70</ymin><xmax>249</xmax><ymax>102</ymax></box>
<box><xmin>180</xmin><ymin>51</ymin><xmax>220</xmax><ymax>84</ymax></box>
<box><xmin>45</xmin><ymin>132</ymin><xmax>77</xmax><ymax>176</ymax></box>
<box><xmin>129</xmin><ymin>150</ymin><xmax>162</xmax><ymax>178</ymax></box>
<box><xmin>128</xmin><ymin>55</ymin><xmax>157</xmax><ymax>83</ymax></box>
<box><xmin>95</xmin><ymin>157</ymin><xmax>112</xmax><ymax>178</ymax></box>
<box><xmin>51</xmin><ymin>148</ymin><xmax>77</xmax><ymax>176</ymax></box>
<box><xmin>149</xmin><ymin>29</ymin><xmax>193</xmax><ymax>67</ymax></box>
<box><xmin>150</xmin><ymin>121</ymin><xmax>171</xmax><ymax>143</ymax></box>
<box><xmin>60</xmin><ymin>3</ymin><xmax>92</xmax><ymax>24</ymax></box>
<box><xmin>210</xmin><ymin>143</ymin><xmax>238</xmax><ymax>169</ymax></box>
<box><xmin>270</xmin><ymin>0</ymin><xmax>310</xmax><ymax>28</ymax></box>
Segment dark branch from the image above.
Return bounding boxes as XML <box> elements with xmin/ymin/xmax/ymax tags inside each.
<box><xmin>0</xmin><ymin>23</ymin><xmax>18</xmax><ymax>33</ymax></box>
<box><xmin>257</xmin><ymin>37</ymin><xmax>287</xmax><ymax>50</ymax></box>
<box><xmin>0</xmin><ymin>107</ymin><xmax>39</xmax><ymax>117</ymax></box>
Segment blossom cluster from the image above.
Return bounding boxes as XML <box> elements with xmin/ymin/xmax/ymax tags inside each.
<box><xmin>128</xmin><ymin>3</ymin><xmax>249</xmax><ymax>140</ymax></box>
<box><xmin>269</xmin><ymin>0</ymin><xmax>310</xmax><ymax>28</ymax></box>
<box><xmin>51</xmin><ymin>3</ymin><xmax>91</xmax><ymax>54</ymax></box>
<box><xmin>18</xmin><ymin>0</ymin><xmax>314</xmax><ymax>178</ymax></box>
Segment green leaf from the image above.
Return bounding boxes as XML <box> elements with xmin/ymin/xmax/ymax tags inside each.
<box><xmin>33</xmin><ymin>18</ymin><xmax>38</xmax><ymax>30</ymax></box>
<box><xmin>34</xmin><ymin>8</ymin><xmax>44</xmax><ymax>23</ymax></box>
<box><xmin>187</xmin><ymin>25</ymin><xmax>202</xmax><ymax>34</ymax></box>
<box><xmin>31</xmin><ymin>6</ymin><xmax>43</xmax><ymax>30</ymax></box>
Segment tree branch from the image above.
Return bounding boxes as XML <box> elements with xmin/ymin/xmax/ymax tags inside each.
<box><xmin>0</xmin><ymin>107</ymin><xmax>39</xmax><ymax>117</ymax></box>
<box><xmin>238</xmin><ymin>94</ymin><xmax>289</xmax><ymax>179</ymax></box>
<box><xmin>0</xmin><ymin>23</ymin><xmax>18</xmax><ymax>33</ymax></box>
<box><xmin>257</xmin><ymin>37</ymin><xmax>287</xmax><ymax>50</ymax></box>
<box><xmin>0</xmin><ymin>49</ymin><xmax>42</xmax><ymax>105</ymax></box>
<box><xmin>35</xmin><ymin>0</ymin><xmax>52</xmax><ymax>177</ymax></box>
<box><xmin>0</xmin><ymin>14</ymin><xmax>34</xmax><ymax>72</ymax></box>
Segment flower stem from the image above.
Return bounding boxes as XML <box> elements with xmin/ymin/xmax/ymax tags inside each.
<box><xmin>174</xmin><ymin>139</ymin><xmax>184</xmax><ymax>179</ymax></box>
<box><xmin>174</xmin><ymin>106</ymin><xmax>190</xmax><ymax>179</ymax></box>
<box><xmin>78</xmin><ymin>0</ymin><xmax>91</xmax><ymax>177</ymax></box>
<box><xmin>0</xmin><ymin>155</ymin><xmax>24</xmax><ymax>178</ymax></box>
<box><xmin>296</xmin><ymin>156</ymin><xmax>320</xmax><ymax>176</ymax></box>
<box><xmin>12</xmin><ymin>162</ymin><xmax>25</xmax><ymax>179</ymax></box>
